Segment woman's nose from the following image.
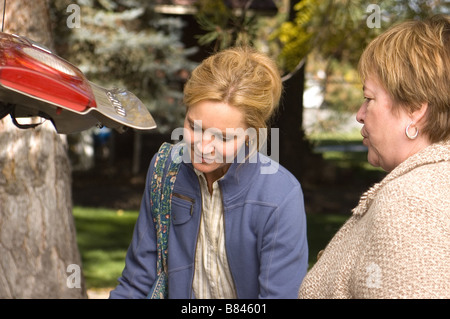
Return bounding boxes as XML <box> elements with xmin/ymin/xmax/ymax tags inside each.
<box><xmin>356</xmin><ymin>105</ymin><xmax>365</xmax><ymax>124</ymax></box>
<box><xmin>198</xmin><ymin>134</ymin><xmax>215</xmax><ymax>154</ymax></box>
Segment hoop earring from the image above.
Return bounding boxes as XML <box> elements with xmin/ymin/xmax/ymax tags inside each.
<box><xmin>246</xmin><ymin>139</ymin><xmax>255</xmax><ymax>146</ymax></box>
<box><xmin>405</xmin><ymin>122</ymin><xmax>419</xmax><ymax>140</ymax></box>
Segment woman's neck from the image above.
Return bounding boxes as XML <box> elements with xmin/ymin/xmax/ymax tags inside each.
<box><xmin>204</xmin><ymin>163</ymin><xmax>231</xmax><ymax>194</ymax></box>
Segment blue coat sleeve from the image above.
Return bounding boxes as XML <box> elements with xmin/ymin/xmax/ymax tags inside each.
<box><xmin>109</xmin><ymin>155</ymin><xmax>157</xmax><ymax>299</ymax></box>
<box><xmin>258</xmin><ymin>184</ymin><xmax>309</xmax><ymax>298</ymax></box>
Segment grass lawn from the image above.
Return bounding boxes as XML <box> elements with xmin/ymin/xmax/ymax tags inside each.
<box><xmin>73</xmin><ymin>207</ymin><xmax>138</xmax><ymax>289</ymax></box>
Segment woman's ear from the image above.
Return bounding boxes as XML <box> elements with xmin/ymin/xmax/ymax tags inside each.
<box><xmin>411</xmin><ymin>102</ymin><xmax>428</xmax><ymax>125</ymax></box>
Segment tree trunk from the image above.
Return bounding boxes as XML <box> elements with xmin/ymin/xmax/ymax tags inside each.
<box><xmin>276</xmin><ymin>64</ymin><xmax>309</xmax><ymax>179</ymax></box>
<box><xmin>0</xmin><ymin>0</ymin><xmax>86</xmax><ymax>298</ymax></box>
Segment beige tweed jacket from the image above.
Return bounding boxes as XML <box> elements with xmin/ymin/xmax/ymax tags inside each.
<box><xmin>299</xmin><ymin>140</ymin><xmax>450</xmax><ymax>299</ymax></box>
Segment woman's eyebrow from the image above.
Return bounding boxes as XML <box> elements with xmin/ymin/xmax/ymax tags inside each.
<box><xmin>186</xmin><ymin>116</ymin><xmax>198</xmax><ymax>128</ymax></box>
<box><xmin>186</xmin><ymin>117</ymin><xmax>231</xmax><ymax>137</ymax></box>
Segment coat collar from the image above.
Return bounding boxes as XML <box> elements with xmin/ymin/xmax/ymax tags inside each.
<box><xmin>352</xmin><ymin>140</ymin><xmax>450</xmax><ymax>216</ymax></box>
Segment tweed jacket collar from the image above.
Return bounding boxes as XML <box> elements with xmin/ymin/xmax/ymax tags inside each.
<box><xmin>352</xmin><ymin>140</ymin><xmax>450</xmax><ymax>216</ymax></box>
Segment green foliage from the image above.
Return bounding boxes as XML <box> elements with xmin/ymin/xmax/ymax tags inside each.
<box><xmin>274</xmin><ymin>0</ymin><xmax>317</xmax><ymax>71</ymax></box>
<box><xmin>193</xmin><ymin>0</ymin><xmax>272</xmax><ymax>52</ymax></box>
<box><xmin>195</xmin><ymin>9</ymin><xmax>259</xmax><ymax>51</ymax></box>
<box><xmin>194</xmin><ymin>0</ymin><xmax>234</xmax><ymax>50</ymax></box>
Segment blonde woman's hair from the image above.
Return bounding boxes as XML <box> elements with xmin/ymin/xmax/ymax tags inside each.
<box><xmin>183</xmin><ymin>46</ymin><xmax>283</xmax><ymax>147</ymax></box>
<box><xmin>358</xmin><ymin>14</ymin><xmax>450</xmax><ymax>142</ymax></box>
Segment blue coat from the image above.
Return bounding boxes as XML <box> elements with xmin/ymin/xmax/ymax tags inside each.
<box><xmin>110</xmin><ymin>146</ymin><xmax>308</xmax><ymax>299</ymax></box>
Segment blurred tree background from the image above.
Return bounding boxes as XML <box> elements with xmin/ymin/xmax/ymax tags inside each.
<box><xmin>278</xmin><ymin>0</ymin><xmax>447</xmax><ymax>115</ymax></box>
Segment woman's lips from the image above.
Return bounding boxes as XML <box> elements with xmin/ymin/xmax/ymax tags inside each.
<box><xmin>360</xmin><ymin>128</ymin><xmax>369</xmax><ymax>145</ymax></box>
<box><xmin>360</xmin><ymin>128</ymin><xmax>368</xmax><ymax>139</ymax></box>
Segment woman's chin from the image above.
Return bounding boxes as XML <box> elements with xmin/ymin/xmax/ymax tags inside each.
<box><xmin>192</xmin><ymin>161</ymin><xmax>219</xmax><ymax>173</ymax></box>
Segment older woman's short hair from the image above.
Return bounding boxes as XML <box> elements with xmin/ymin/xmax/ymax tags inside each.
<box><xmin>358</xmin><ymin>14</ymin><xmax>450</xmax><ymax>143</ymax></box>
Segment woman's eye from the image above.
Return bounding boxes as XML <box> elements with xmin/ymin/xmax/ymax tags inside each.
<box><xmin>222</xmin><ymin>135</ymin><xmax>236</xmax><ymax>142</ymax></box>
<box><xmin>364</xmin><ymin>97</ymin><xmax>373</xmax><ymax>103</ymax></box>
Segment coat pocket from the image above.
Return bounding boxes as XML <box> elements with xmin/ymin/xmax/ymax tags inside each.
<box><xmin>171</xmin><ymin>192</ymin><xmax>195</xmax><ymax>225</ymax></box>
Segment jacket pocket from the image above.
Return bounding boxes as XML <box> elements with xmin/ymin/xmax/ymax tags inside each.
<box><xmin>171</xmin><ymin>192</ymin><xmax>195</xmax><ymax>225</ymax></box>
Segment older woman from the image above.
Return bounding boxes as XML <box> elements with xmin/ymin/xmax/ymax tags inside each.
<box><xmin>299</xmin><ymin>15</ymin><xmax>449</xmax><ymax>298</ymax></box>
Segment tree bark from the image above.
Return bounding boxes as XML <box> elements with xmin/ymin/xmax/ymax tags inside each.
<box><xmin>0</xmin><ymin>0</ymin><xmax>86</xmax><ymax>298</ymax></box>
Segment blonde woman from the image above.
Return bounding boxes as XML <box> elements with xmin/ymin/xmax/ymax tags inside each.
<box><xmin>111</xmin><ymin>47</ymin><xmax>308</xmax><ymax>299</ymax></box>
<box><xmin>299</xmin><ymin>15</ymin><xmax>449</xmax><ymax>299</ymax></box>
